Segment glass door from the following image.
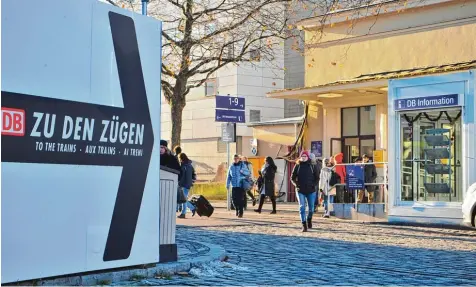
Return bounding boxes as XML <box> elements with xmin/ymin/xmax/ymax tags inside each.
<box><xmin>399</xmin><ymin>109</ymin><xmax>462</xmax><ymax>202</ymax></box>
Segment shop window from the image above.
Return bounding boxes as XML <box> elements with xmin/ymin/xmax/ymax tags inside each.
<box><xmin>399</xmin><ymin>109</ymin><xmax>462</xmax><ymax>202</ymax></box>
<box><xmin>342</xmin><ymin>107</ymin><xmax>358</xmax><ymax>136</ymax></box>
<box><xmin>360</xmin><ymin>106</ymin><xmax>376</xmax><ymax>135</ymax></box>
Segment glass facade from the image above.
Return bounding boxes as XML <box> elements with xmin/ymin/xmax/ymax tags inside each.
<box><xmin>399</xmin><ymin>109</ymin><xmax>463</xmax><ymax>202</ymax></box>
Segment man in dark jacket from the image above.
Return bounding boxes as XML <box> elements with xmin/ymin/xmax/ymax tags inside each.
<box><xmin>160</xmin><ymin>140</ymin><xmax>180</xmax><ymax>172</ymax></box>
<box><xmin>291</xmin><ymin>151</ymin><xmax>319</xmax><ymax>232</ymax></box>
<box><xmin>362</xmin><ymin>154</ymin><xmax>378</xmax><ymax>203</ymax></box>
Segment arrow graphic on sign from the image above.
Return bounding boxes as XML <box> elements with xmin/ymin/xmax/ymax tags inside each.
<box><xmin>1</xmin><ymin>12</ymin><xmax>154</xmax><ymax>262</ymax></box>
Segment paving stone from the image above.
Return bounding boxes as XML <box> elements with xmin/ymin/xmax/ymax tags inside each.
<box><xmin>115</xmin><ymin>214</ymin><xmax>476</xmax><ymax>286</ymax></box>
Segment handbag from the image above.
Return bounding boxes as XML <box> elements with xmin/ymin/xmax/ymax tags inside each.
<box><xmin>177</xmin><ymin>186</ymin><xmax>187</xmax><ymax>204</ymax></box>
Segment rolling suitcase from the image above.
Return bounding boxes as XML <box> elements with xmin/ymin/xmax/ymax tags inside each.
<box><xmin>190</xmin><ymin>195</ymin><xmax>214</xmax><ymax>217</ymax></box>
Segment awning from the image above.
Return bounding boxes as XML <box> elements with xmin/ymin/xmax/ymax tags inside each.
<box><xmin>268</xmin><ymin>60</ymin><xmax>476</xmax><ymax>100</ymax></box>
<box><xmin>248</xmin><ymin>116</ymin><xmax>304</xmax><ymax>146</ymax></box>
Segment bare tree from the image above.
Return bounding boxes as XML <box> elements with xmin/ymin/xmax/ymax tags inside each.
<box><xmin>107</xmin><ymin>0</ymin><xmax>412</xmax><ymax>148</ymax></box>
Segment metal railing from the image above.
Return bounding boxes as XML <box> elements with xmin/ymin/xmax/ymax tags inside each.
<box><xmin>326</xmin><ymin>162</ymin><xmax>389</xmax><ymax>213</ymax></box>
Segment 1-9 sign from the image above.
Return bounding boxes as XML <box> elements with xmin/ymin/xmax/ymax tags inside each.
<box><xmin>215</xmin><ymin>95</ymin><xmax>245</xmax><ymax>110</ymax></box>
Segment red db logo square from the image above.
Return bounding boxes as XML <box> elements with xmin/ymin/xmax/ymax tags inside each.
<box><xmin>1</xmin><ymin>108</ymin><xmax>25</xmax><ymax>136</ymax></box>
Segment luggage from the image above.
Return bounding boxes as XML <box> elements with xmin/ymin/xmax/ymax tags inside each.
<box><xmin>190</xmin><ymin>195</ymin><xmax>214</xmax><ymax>217</ymax></box>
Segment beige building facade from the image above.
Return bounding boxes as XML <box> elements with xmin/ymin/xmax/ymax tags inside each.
<box><xmin>269</xmin><ymin>0</ymin><xmax>476</xmax><ymax>224</ymax></box>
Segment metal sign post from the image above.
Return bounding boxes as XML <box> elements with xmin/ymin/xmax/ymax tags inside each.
<box><xmin>215</xmin><ymin>96</ymin><xmax>245</xmax><ymax>212</ymax></box>
<box><xmin>142</xmin><ymin>0</ymin><xmax>149</xmax><ymax>15</ymax></box>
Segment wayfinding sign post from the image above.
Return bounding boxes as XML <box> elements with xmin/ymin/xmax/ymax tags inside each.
<box><xmin>215</xmin><ymin>95</ymin><xmax>245</xmax><ymax>210</ymax></box>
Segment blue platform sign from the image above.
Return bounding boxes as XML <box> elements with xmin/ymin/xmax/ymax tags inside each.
<box><xmin>345</xmin><ymin>165</ymin><xmax>365</xmax><ymax>190</ymax></box>
<box><xmin>215</xmin><ymin>109</ymin><xmax>245</xmax><ymax>123</ymax></box>
<box><xmin>216</xmin><ymin>95</ymin><xmax>245</xmax><ymax>110</ymax></box>
<box><xmin>394</xmin><ymin>94</ymin><xmax>458</xmax><ymax>111</ymax></box>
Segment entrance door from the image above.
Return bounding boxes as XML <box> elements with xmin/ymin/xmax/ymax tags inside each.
<box><xmin>398</xmin><ymin>108</ymin><xmax>462</xmax><ymax>202</ymax></box>
<box><xmin>339</xmin><ymin>106</ymin><xmax>377</xmax><ymax>163</ymax></box>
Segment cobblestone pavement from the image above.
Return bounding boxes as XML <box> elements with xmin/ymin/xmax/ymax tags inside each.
<box><xmin>121</xmin><ymin>207</ymin><xmax>476</xmax><ymax>286</ymax></box>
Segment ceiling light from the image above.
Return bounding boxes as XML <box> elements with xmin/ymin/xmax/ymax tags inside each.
<box><xmin>317</xmin><ymin>93</ymin><xmax>343</xmax><ymax>98</ymax></box>
<box><xmin>380</xmin><ymin>87</ymin><xmax>388</xmax><ymax>91</ymax></box>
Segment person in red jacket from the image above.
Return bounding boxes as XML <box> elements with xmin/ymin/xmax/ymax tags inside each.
<box><xmin>333</xmin><ymin>152</ymin><xmax>347</xmax><ymax>203</ymax></box>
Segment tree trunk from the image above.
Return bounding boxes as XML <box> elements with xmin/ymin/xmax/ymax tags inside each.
<box><xmin>170</xmin><ymin>98</ymin><xmax>185</xmax><ymax>149</ymax></box>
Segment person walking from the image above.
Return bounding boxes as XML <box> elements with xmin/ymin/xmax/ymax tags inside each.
<box><xmin>241</xmin><ymin>156</ymin><xmax>257</xmax><ymax>206</ymax></box>
<box><xmin>319</xmin><ymin>158</ymin><xmax>335</xmax><ymax>218</ymax></box>
<box><xmin>254</xmin><ymin>156</ymin><xmax>278</xmax><ymax>214</ymax></box>
<box><xmin>177</xmin><ymin>153</ymin><xmax>196</xmax><ymax>219</ymax></box>
<box><xmin>160</xmin><ymin>140</ymin><xmax>180</xmax><ymax>172</ymax></box>
<box><xmin>226</xmin><ymin>154</ymin><xmax>250</xmax><ymax>218</ymax></box>
<box><xmin>361</xmin><ymin>154</ymin><xmax>378</xmax><ymax>203</ymax></box>
<box><xmin>333</xmin><ymin>152</ymin><xmax>347</xmax><ymax>203</ymax></box>
<box><xmin>291</xmin><ymin>151</ymin><xmax>319</xmax><ymax>232</ymax></box>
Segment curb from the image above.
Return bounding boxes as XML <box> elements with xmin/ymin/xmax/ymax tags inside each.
<box><xmin>32</xmin><ymin>241</ymin><xmax>226</xmax><ymax>286</ymax></box>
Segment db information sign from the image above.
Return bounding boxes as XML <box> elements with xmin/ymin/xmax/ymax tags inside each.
<box><xmin>394</xmin><ymin>94</ymin><xmax>459</xmax><ymax>111</ymax></box>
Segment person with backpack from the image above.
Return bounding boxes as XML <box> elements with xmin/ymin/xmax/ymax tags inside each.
<box><xmin>177</xmin><ymin>153</ymin><xmax>196</xmax><ymax>219</ymax></box>
<box><xmin>241</xmin><ymin>156</ymin><xmax>257</xmax><ymax>206</ymax></box>
<box><xmin>254</xmin><ymin>156</ymin><xmax>278</xmax><ymax>214</ymax></box>
<box><xmin>291</xmin><ymin>151</ymin><xmax>319</xmax><ymax>232</ymax></box>
<box><xmin>226</xmin><ymin>154</ymin><xmax>250</xmax><ymax>218</ymax></box>
<box><xmin>319</xmin><ymin>158</ymin><xmax>336</xmax><ymax>218</ymax></box>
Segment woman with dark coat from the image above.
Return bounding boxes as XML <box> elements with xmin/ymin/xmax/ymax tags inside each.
<box><xmin>291</xmin><ymin>151</ymin><xmax>319</xmax><ymax>232</ymax></box>
<box><xmin>254</xmin><ymin>156</ymin><xmax>278</xmax><ymax>214</ymax></box>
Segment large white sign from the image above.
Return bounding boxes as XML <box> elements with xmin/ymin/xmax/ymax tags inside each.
<box><xmin>1</xmin><ymin>0</ymin><xmax>162</xmax><ymax>283</ymax></box>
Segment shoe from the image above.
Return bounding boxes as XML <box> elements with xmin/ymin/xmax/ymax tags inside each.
<box><xmin>270</xmin><ymin>210</ymin><xmax>277</xmax><ymax>214</ymax></box>
<box><xmin>302</xmin><ymin>222</ymin><xmax>308</xmax><ymax>232</ymax></box>
<box><xmin>177</xmin><ymin>214</ymin><xmax>186</xmax><ymax>219</ymax></box>
<box><xmin>307</xmin><ymin>218</ymin><xmax>312</xmax><ymax>229</ymax></box>
<box><xmin>252</xmin><ymin>199</ymin><xmax>257</xmax><ymax>206</ymax></box>
<box><xmin>238</xmin><ymin>214</ymin><xmax>243</xmax><ymax>218</ymax></box>
<box><xmin>254</xmin><ymin>209</ymin><xmax>261</xmax><ymax>214</ymax></box>
<box><xmin>191</xmin><ymin>209</ymin><xmax>196</xmax><ymax>217</ymax></box>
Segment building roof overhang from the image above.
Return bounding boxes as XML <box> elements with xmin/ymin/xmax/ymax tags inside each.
<box><xmin>268</xmin><ymin>60</ymin><xmax>476</xmax><ymax>100</ymax></box>
<box><xmin>297</xmin><ymin>0</ymin><xmax>458</xmax><ymax>30</ymax></box>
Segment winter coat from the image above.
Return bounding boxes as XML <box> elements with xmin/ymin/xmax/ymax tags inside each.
<box><xmin>291</xmin><ymin>160</ymin><xmax>319</xmax><ymax>195</ymax></box>
<box><xmin>333</xmin><ymin>153</ymin><xmax>346</xmax><ymax>184</ymax></box>
<box><xmin>161</xmin><ymin>152</ymin><xmax>181</xmax><ymax>173</ymax></box>
<box><xmin>243</xmin><ymin>161</ymin><xmax>254</xmax><ymax>180</ymax></box>
<box><xmin>364</xmin><ymin>162</ymin><xmax>378</xmax><ymax>192</ymax></box>
<box><xmin>319</xmin><ymin>166</ymin><xmax>333</xmax><ymax>195</ymax></box>
<box><xmin>226</xmin><ymin>161</ymin><xmax>250</xmax><ymax>189</ymax></box>
<box><xmin>261</xmin><ymin>164</ymin><xmax>277</xmax><ymax>196</ymax></box>
<box><xmin>179</xmin><ymin>160</ymin><xmax>194</xmax><ymax>189</ymax></box>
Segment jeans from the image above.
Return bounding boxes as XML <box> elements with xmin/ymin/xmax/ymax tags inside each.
<box><xmin>296</xmin><ymin>191</ymin><xmax>317</xmax><ymax>223</ymax></box>
<box><xmin>181</xmin><ymin>188</ymin><xmax>195</xmax><ymax>215</ymax></box>
<box><xmin>232</xmin><ymin>187</ymin><xmax>245</xmax><ymax>216</ymax></box>
<box><xmin>323</xmin><ymin>194</ymin><xmax>335</xmax><ymax>212</ymax></box>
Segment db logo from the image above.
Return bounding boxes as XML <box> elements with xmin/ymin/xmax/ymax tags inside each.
<box><xmin>1</xmin><ymin>108</ymin><xmax>25</xmax><ymax>136</ymax></box>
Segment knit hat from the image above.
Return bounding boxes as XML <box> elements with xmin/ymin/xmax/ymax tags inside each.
<box><xmin>300</xmin><ymin>150</ymin><xmax>310</xmax><ymax>158</ymax></box>
<box><xmin>160</xmin><ymin>140</ymin><xmax>168</xmax><ymax>147</ymax></box>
